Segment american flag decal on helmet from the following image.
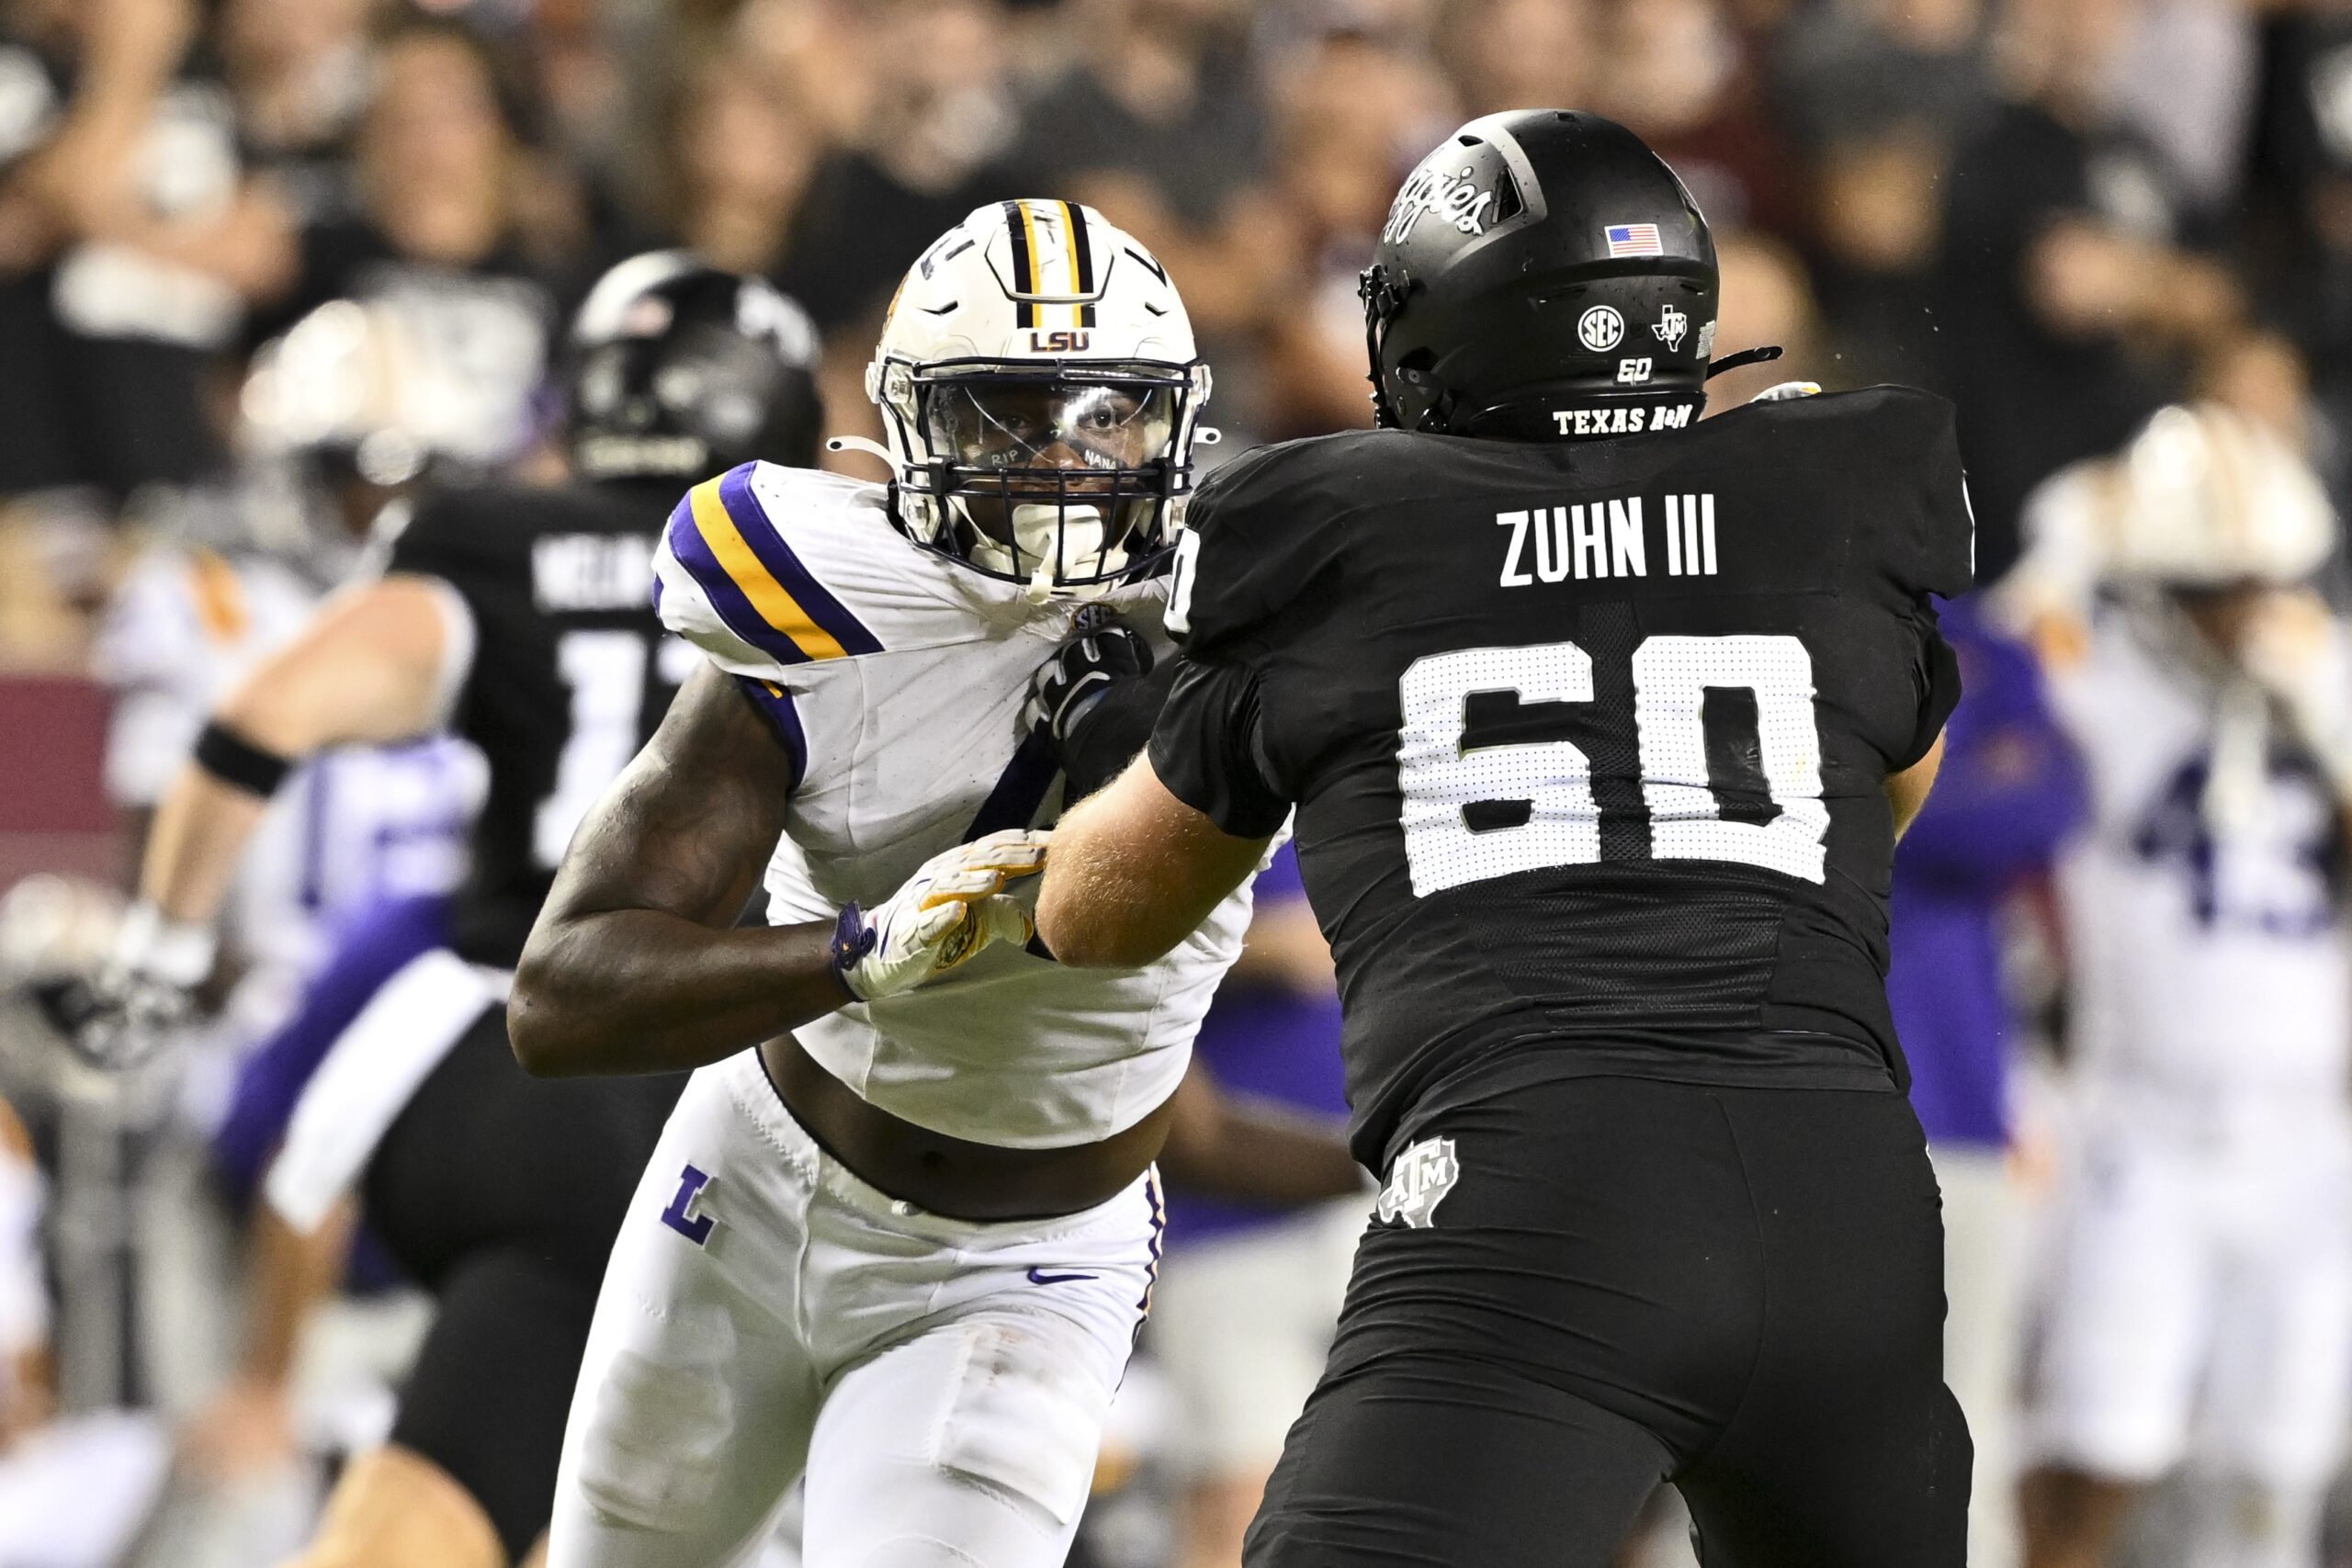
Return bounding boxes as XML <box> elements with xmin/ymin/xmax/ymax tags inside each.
<box><xmin>1605</xmin><ymin>222</ymin><xmax>1664</xmax><ymax>257</ymax></box>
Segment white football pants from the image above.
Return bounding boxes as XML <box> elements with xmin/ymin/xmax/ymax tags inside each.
<box><xmin>2029</xmin><ymin>1080</ymin><xmax>2352</xmax><ymax>1494</ymax></box>
<box><xmin>545</xmin><ymin>1049</ymin><xmax>1162</xmax><ymax>1568</ymax></box>
<box><xmin>1932</xmin><ymin>1142</ymin><xmax>2030</xmax><ymax>1568</ymax></box>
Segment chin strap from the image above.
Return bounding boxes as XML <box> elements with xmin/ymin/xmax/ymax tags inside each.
<box><xmin>1358</xmin><ymin>265</ymin><xmax>1408</xmax><ymax>429</ymax></box>
<box><xmin>1703</xmin><ymin>344</ymin><xmax>1784</xmax><ymax>380</ymax></box>
<box><xmin>825</xmin><ymin>434</ymin><xmax>895</xmax><ymax>464</ymax></box>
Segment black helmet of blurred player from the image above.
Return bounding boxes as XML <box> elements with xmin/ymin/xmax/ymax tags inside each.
<box><xmin>564</xmin><ymin>252</ymin><xmax>826</xmax><ymax>481</ymax></box>
<box><xmin>1361</xmin><ymin>108</ymin><xmax>1775</xmax><ymax>442</ymax></box>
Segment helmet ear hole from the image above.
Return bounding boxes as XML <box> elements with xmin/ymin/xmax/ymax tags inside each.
<box><xmin>1488</xmin><ymin>172</ymin><xmax>1525</xmax><ymax>225</ymax></box>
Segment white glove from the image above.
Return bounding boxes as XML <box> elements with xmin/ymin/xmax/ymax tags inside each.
<box><xmin>61</xmin><ymin>902</ymin><xmax>215</xmax><ymax>1069</ymax></box>
<box><xmin>830</xmin><ymin>830</ymin><xmax>1049</xmax><ymax>1000</ymax></box>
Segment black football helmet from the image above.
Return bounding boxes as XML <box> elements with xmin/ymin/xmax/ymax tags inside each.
<box><xmin>564</xmin><ymin>252</ymin><xmax>826</xmax><ymax>480</ymax></box>
<box><xmin>1361</xmin><ymin>108</ymin><xmax>1776</xmax><ymax>441</ymax></box>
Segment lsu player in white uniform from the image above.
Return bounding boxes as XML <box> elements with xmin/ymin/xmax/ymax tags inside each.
<box><xmin>514</xmin><ymin>201</ymin><xmax>1254</xmax><ymax>1568</ymax></box>
<box><xmin>2000</xmin><ymin>405</ymin><xmax>2352</xmax><ymax>1568</ymax></box>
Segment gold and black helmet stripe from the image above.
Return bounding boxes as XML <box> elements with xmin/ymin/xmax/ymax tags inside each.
<box><xmin>1001</xmin><ymin>200</ymin><xmax>1038</xmax><ymax>329</ymax></box>
<box><xmin>1061</xmin><ymin>199</ymin><xmax>1096</xmax><ymax>328</ymax></box>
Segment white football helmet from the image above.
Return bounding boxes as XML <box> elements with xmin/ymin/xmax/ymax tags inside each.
<box><xmin>2098</xmin><ymin>403</ymin><xmax>2333</xmax><ymax>588</ymax></box>
<box><xmin>844</xmin><ymin>200</ymin><xmax>1211</xmax><ymax>600</ymax></box>
<box><xmin>2005</xmin><ymin>403</ymin><xmax>2335</xmax><ymax>646</ymax></box>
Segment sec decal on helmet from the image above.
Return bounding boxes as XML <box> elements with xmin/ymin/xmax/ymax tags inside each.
<box><xmin>1361</xmin><ymin>109</ymin><xmax>1778</xmax><ymax>441</ymax></box>
<box><xmin>838</xmin><ymin>200</ymin><xmax>1212</xmax><ymax>601</ymax></box>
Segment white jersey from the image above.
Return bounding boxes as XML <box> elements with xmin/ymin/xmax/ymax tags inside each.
<box><xmin>95</xmin><ymin>545</ymin><xmax>485</xmax><ymax>1022</ymax></box>
<box><xmin>652</xmin><ymin>461</ymin><xmax>1252</xmax><ymax>1148</ymax></box>
<box><xmin>2047</xmin><ymin>604</ymin><xmax>2352</xmax><ymax>1100</ymax></box>
<box><xmin>0</xmin><ymin>1103</ymin><xmax>43</xmax><ymax>1368</ymax></box>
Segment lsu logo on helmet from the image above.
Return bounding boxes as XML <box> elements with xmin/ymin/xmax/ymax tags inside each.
<box><xmin>842</xmin><ymin>200</ymin><xmax>1213</xmax><ymax>602</ymax></box>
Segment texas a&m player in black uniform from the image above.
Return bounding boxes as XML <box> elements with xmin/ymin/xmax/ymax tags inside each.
<box><xmin>1035</xmin><ymin>112</ymin><xmax>1973</xmax><ymax>1565</ymax></box>
<box><xmin>384</xmin><ymin>256</ymin><xmax>823</xmax><ymax>975</ymax></box>
<box><xmin>84</xmin><ymin>253</ymin><xmax>823</xmax><ymax>1568</ymax></box>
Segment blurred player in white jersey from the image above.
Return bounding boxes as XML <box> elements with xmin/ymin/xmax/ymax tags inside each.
<box><xmin>94</xmin><ymin>299</ymin><xmax>488</xmax><ymax>1065</ymax></box>
<box><xmin>2000</xmin><ymin>404</ymin><xmax>2352</xmax><ymax>1568</ymax></box>
<box><xmin>513</xmin><ymin>201</ymin><xmax>1355</xmax><ymax>1568</ymax></box>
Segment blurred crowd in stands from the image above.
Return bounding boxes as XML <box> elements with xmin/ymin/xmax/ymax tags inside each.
<box><xmin>0</xmin><ymin>0</ymin><xmax>2346</xmax><ymax>660</ymax></box>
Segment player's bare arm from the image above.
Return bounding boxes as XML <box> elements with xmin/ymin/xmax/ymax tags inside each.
<box><xmin>62</xmin><ymin>574</ymin><xmax>461</xmax><ymax>1064</ymax></box>
<box><xmin>1038</xmin><ymin>754</ymin><xmax>1270</xmax><ymax>968</ymax></box>
<box><xmin>508</xmin><ymin>661</ymin><xmax>831</xmax><ymax>1076</ymax></box>
<box><xmin>511</xmin><ymin>662</ymin><xmax>1037</xmax><ymax>1077</ymax></box>
<box><xmin>1887</xmin><ymin>730</ymin><xmax>1947</xmax><ymax>840</ymax></box>
<box><xmin>1160</xmin><ymin>1064</ymin><xmax>1365</xmax><ymax>1203</ymax></box>
<box><xmin>141</xmin><ymin>575</ymin><xmax>453</xmax><ymax>926</ymax></box>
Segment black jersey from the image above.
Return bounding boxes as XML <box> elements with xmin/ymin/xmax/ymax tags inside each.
<box><xmin>383</xmin><ymin>477</ymin><xmax>684</xmax><ymax>967</ymax></box>
<box><xmin>1149</xmin><ymin>388</ymin><xmax>1973</xmax><ymax>1165</ymax></box>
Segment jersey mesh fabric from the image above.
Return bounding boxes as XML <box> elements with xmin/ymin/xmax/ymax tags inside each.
<box><xmin>1151</xmin><ymin>389</ymin><xmax>1973</xmax><ymax>1163</ymax></box>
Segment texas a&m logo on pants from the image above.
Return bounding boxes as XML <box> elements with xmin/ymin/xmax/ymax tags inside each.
<box><xmin>1376</xmin><ymin>1136</ymin><xmax>1460</xmax><ymax>1229</ymax></box>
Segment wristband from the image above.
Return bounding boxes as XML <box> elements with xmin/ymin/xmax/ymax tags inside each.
<box><xmin>192</xmin><ymin>720</ymin><xmax>294</xmax><ymax>799</ymax></box>
<box><xmin>829</xmin><ymin>903</ymin><xmax>875</xmax><ymax>1001</ymax></box>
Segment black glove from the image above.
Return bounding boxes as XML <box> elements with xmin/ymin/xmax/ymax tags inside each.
<box><xmin>1030</xmin><ymin>610</ymin><xmax>1175</xmax><ymax>798</ymax></box>
<box><xmin>1031</xmin><ymin>609</ymin><xmax>1153</xmax><ymax>743</ymax></box>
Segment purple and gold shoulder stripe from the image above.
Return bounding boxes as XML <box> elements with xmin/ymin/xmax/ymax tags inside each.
<box><xmin>664</xmin><ymin>463</ymin><xmax>884</xmax><ymax>665</ymax></box>
<box><xmin>735</xmin><ymin>677</ymin><xmax>807</xmax><ymax>790</ymax></box>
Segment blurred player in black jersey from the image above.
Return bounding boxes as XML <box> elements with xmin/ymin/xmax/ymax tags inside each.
<box><xmin>72</xmin><ymin>252</ymin><xmax>825</xmax><ymax>1568</ymax></box>
<box><xmin>1033</xmin><ymin>111</ymin><xmax>1974</xmax><ymax>1567</ymax></box>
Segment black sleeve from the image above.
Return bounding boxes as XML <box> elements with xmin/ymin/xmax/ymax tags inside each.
<box><xmin>1170</xmin><ymin>437</ymin><xmax>1351</xmax><ymax>659</ymax></box>
<box><xmin>1852</xmin><ymin>389</ymin><xmax>1976</xmax><ymax>600</ymax></box>
<box><xmin>1915</xmin><ymin>398</ymin><xmax>1977</xmax><ymax>598</ymax></box>
<box><xmin>1147</xmin><ymin>656</ymin><xmax>1291</xmax><ymax>838</ymax></box>
<box><xmin>1899</xmin><ymin>615</ymin><xmax>1965</xmax><ymax>771</ymax></box>
<box><xmin>375</xmin><ymin>489</ymin><xmax>508</xmax><ymax>728</ymax></box>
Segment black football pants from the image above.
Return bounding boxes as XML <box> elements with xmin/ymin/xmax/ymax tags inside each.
<box><xmin>363</xmin><ymin>1009</ymin><xmax>684</xmax><ymax>1561</ymax></box>
<box><xmin>1245</xmin><ymin>1075</ymin><xmax>1969</xmax><ymax>1568</ymax></box>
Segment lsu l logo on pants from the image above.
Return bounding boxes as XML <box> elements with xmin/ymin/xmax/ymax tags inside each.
<box><xmin>1377</xmin><ymin>1136</ymin><xmax>1459</xmax><ymax>1229</ymax></box>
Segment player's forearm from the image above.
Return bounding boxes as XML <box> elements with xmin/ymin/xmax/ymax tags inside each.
<box><xmin>1884</xmin><ymin>732</ymin><xmax>1946</xmax><ymax>842</ymax></box>
<box><xmin>141</xmin><ymin>765</ymin><xmax>272</xmax><ymax>926</ymax></box>
<box><xmin>509</xmin><ymin>911</ymin><xmax>846</xmax><ymax>1077</ymax></box>
<box><xmin>239</xmin><ymin>1198</ymin><xmax>351</xmax><ymax>1389</ymax></box>
<box><xmin>1160</xmin><ymin>1077</ymin><xmax>1364</xmax><ymax>1205</ymax></box>
<box><xmin>1038</xmin><ymin>758</ymin><xmax>1267</xmax><ymax>966</ymax></box>
<box><xmin>1035</xmin><ymin>816</ymin><xmax>1173</xmax><ymax>965</ymax></box>
<box><xmin>137</xmin><ymin>581</ymin><xmax>453</xmax><ymax>929</ymax></box>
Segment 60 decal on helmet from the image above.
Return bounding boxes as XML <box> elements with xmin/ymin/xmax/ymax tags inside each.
<box><xmin>839</xmin><ymin>200</ymin><xmax>1213</xmax><ymax>601</ymax></box>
